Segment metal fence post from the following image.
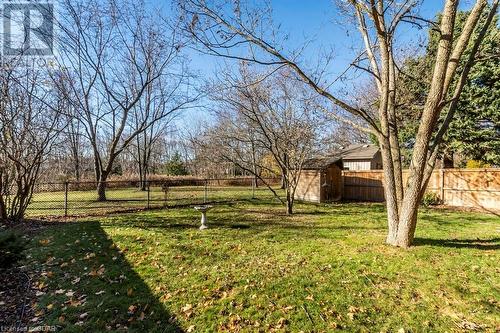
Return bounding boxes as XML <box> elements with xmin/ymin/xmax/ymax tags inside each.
<box><xmin>163</xmin><ymin>185</ymin><xmax>168</xmax><ymax>208</ymax></box>
<box><xmin>204</xmin><ymin>179</ymin><xmax>208</xmax><ymax>203</ymax></box>
<box><xmin>64</xmin><ymin>182</ymin><xmax>69</xmax><ymax>217</ymax></box>
<box><xmin>147</xmin><ymin>181</ymin><xmax>151</xmax><ymax>209</ymax></box>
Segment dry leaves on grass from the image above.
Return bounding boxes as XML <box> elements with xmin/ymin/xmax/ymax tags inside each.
<box><xmin>39</xmin><ymin>239</ymin><xmax>51</xmax><ymax>246</ymax></box>
<box><xmin>88</xmin><ymin>265</ymin><xmax>105</xmax><ymax>277</ymax></box>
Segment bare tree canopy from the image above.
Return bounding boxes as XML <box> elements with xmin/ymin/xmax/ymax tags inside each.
<box><xmin>56</xmin><ymin>0</ymin><xmax>199</xmax><ymax>200</ymax></box>
<box><xmin>194</xmin><ymin>65</ymin><xmax>322</xmax><ymax>214</ymax></box>
<box><xmin>0</xmin><ymin>65</ymin><xmax>65</xmax><ymax>222</ymax></box>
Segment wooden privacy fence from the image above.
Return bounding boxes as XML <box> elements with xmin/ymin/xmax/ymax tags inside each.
<box><xmin>343</xmin><ymin>168</ymin><xmax>500</xmax><ymax>211</ymax></box>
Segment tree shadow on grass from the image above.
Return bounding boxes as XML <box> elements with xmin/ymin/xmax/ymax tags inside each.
<box><xmin>32</xmin><ymin>221</ymin><xmax>183</xmax><ymax>333</ymax></box>
<box><xmin>413</xmin><ymin>237</ymin><xmax>500</xmax><ymax>250</ymax></box>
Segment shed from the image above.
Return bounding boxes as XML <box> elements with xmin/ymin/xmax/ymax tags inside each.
<box><xmin>295</xmin><ymin>157</ymin><xmax>343</xmax><ymax>203</ymax></box>
<box><xmin>339</xmin><ymin>144</ymin><xmax>382</xmax><ymax>171</ymax></box>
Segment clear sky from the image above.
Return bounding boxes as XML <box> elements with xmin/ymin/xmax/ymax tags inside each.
<box><xmin>156</xmin><ymin>0</ymin><xmax>476</xmax><ymax>132</ymax></box>
<box><xmin>181</xmin><ymin>0</ymin><xmax>448</xmax><ymax>76</ymax></box>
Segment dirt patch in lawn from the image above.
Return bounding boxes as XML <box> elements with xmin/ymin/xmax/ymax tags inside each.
<box><xmin>0</xmin><ymin>267</ymin><xmax>38</xmax><ymax>329</ymax></box>
<box><xmin>0</xmin><ymin>219</ymin><xmax>51</xmax><ymax>330</ymax></box>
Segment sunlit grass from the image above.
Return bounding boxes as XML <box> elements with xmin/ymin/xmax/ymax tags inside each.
<box><xmin>28</xmin><ymin>201</ymin><xmax>499</xmax><ymax>332</ymax></box>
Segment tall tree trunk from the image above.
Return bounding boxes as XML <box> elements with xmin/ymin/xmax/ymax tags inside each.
<box><xmin>285</xmin><ymin>187</ymin><xmax>293</xmax><ymax>215</ymax></box>
<box><xmin>0</xmin><ymin>197</ymin><xmax>7</xmax><ymax>222</ymax></box>
<box><xmin>396</xmin><ymin>0</ymin><xmax>458</xmax><ymax>248</ymax></box>
<box><xmin>380</xmin><ymin>139</ymin><xmax>400</xmax><ymax>245</ymax></box>
<box><xmin>373</xmin><ymin>9</ymin><xmax>401</xmax><ymax>246</ymax></box>
<box><xmin>97</xmin><ymin>176</ymin><xmax>107</xmax><ymax>202</ymax></box>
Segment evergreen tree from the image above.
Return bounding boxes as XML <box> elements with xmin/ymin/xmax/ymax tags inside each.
<box><xmin>397</xmin><ymin>10</ymin><xmax>500</xmax><ymax>166</ymax></box>
<box><xmin>163</xmin><ymin>152</ymin><xmax>188</xmax><ymax>176</ymax></box>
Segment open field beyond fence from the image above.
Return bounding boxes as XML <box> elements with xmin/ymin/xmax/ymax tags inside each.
<box><xmin>27</xmin><ymin>178</ymin><xmax>281</xmax><ymax>217</ymax></box>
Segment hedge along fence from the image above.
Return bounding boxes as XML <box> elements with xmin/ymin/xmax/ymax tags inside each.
<box><xmin>32</xmin><ymin>177</ymin><xmax>281</xmax><ymax>193</ymax></box>
<box><xmin>343</xmin><ymin>168</ymin><xmax>500</xmax><ymax>212</ymax></box>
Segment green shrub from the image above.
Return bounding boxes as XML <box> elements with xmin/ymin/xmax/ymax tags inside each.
<box><xmin>421</xmin><ymin>192</ymin><xmax>442</xmax><ymax>207</ymax></box>
<box><xmin>0</xmin><ymin>231</ymin><xmax>27</xmax><ymax>269</ymax></box>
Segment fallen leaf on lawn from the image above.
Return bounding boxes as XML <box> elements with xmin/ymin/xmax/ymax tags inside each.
<box><xmin>65</xmin><ymin>291</ymin><xmax>75</xmax><ymax>297</ymax></box>
<box><xmin>35</xmin><ymin>291</ymin><xmax>45</xmax><ymax>297</ymax></box>
<box><xmin>138</xmin><ymin>312</ymin><xmax>145</xmax><ymax>321</ymax></box>
<box><xmin>60</xmin><ymin>262</ymin><xmax>69</xmax><ymax>268</ymax></box>
<box><xmin>58</xmin><ymin>315</ymin><xmax>65</xmax><ymax>323</ymax></box>
<box><xmin>84</xmin><ymin>253</ymin><xmax>96</xmax><ymax>260</ymax></box>
<box><xmin>127</xmin><ymin>288</ymin><xmax>134</xmax><ymax>296</ymax></box>
<box><xmin>276</xmin><ymin>318</ymin><xmax>287</xmax><ymax>329</ymax></box>
<box><xmin>69</xmin><ymin>299</ymin><xmax>82</xmax><ymax>307</ymax></box>
<box><xmin>305</xmin><ymin>295</ymin><xmax>314</xmax><ymax>301</ymax></box>
<box><xmin>79</xmin><ymin>313</ymin><xmax>88</xmax><ymax>319</ymax></box>
<box><xmin>181</xmin><ymin>304</ymin><xmax>193</xmax><ymax>312</ymax></box>
<box><xmin>128</xmin><ymin>305</ymin><xmax>137</xmax><ymax>314</ymax></box>
<box><xmin>72</xmin><ymin>277</ymin><xmax>81</xmax><ymax>285</ymax></box>
<box><xmin>160</xmin><ymin>293</ymin><xmax>172</xmax><ymax>301</ymax></box>
<box><xmin>348</xmin><ymin>306</ymin><xmax>360</xmax><ymax>313</ymax></box>
<box><xmin>55</xmin><ymin>289</ymin><xmax>65</xmax><ymax>295</ymax></box>
<box><xmin>46</xmin><ymin>304</ymin><xmax>54</xmax><ymax>310</ymax></box>
<box><xmin>39</xmin><ymin>239</ymin><xmax>51</xmax><ymax>246</ymax></box>
<box><xmin>187</xmin><ymin>325</ymin><xmax>195</xmax><ymax>332</ymax></box>
<box><xmin>95</xmin><ymin>290</ymin><xmax>105</xmax><ymax>295</ymax></box>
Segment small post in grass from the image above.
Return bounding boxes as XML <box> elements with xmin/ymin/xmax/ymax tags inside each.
<box><xmin>64</xmin><ymin>181</ymin><xmax>69</xmax><ymax>217</ymax></box>
<box><xmin>162</xmin><ymin>184</ymin><xmax>168</xmax><ymax>208</ymax></box>
<box><xmin>204</xmin><ymin>179</ymin><xmax>208</xmax><ymax>204</ymax></box>
<box><xmin>147</xmin><ymin>181</ymin><xmax>151</xmax><ymax>209</ymax></box>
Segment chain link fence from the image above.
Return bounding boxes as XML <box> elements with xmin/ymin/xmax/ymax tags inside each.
<box><xmin>27</xmin><ymin>178</ymin><xmax>282</xmax><ymax>217</ymax></box>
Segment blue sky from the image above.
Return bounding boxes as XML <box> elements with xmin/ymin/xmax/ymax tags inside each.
<box><xmin>156</xmin><ymin>0</ymin><xmax>476</xmax><ymax>132</ymax></box>
<box><xmin>182</xmin><ymin>0</ymin><xmax>447</xmax><ymax>76</ymax></box>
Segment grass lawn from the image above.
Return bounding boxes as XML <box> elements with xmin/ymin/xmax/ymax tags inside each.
<box><xmin>27</xmin><ymin>201</ymin><xmax>499</xmax><ymax>332</ymax></box>
<box><xmin>27</xmin><ymin>186</ymin><xmax>277</xmax><ymax>217</ymax></box>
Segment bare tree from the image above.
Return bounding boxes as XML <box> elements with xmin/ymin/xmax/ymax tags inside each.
<box><xmin>57</xmin><ymin>0</ymin><xmax>197</xmax><ymax>200</ymax></box>
<box><xmin>0</xmin><ymin>65</ymin><xmax>64</xmax><ymax>222</ymax></box>
<box><xmin>198</xmin><ymin>66</ymin><xmax>319</xmax><ymax>214</ymax></box>
<box><xmin>180</xmin><ymin>0</ymin><xmax>499</xmax><ymax>247</ymax></box>
<box><xmin>129</xmin><ymin>79</ymin><xmax>179</xmax><ymax>190</ymax></box>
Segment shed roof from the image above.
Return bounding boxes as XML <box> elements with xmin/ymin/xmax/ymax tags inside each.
<box><xmin>301</xmin><ymin>156</ymin><xmax>343</xmax><ymax>170</ymax></box>
<box><xmin>337</xmin><ymin>144</ymin><xmax>380</xmax><ymax>160</ymax></box>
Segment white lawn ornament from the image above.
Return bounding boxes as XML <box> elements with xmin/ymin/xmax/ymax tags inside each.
<box><xmin>194</xmin><ymin>205</ymin><xmax>213</xmax><ymax>230</ymax></box>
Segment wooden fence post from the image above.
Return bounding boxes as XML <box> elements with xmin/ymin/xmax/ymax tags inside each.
<box><xmin>440</xmin><ymin>169</ymin><xmax>445</xmax><ymax>203</ymax></box>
